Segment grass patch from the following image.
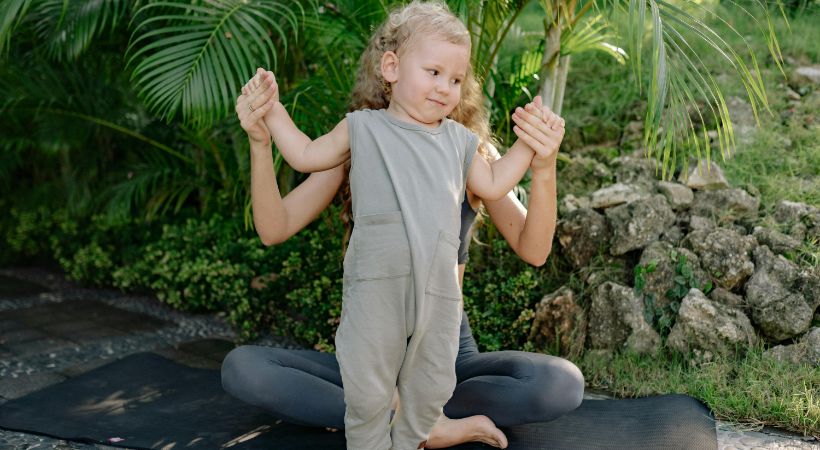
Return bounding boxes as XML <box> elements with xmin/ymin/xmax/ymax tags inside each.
<box><xmin>720</xmin><ymin>92</ymin><xmax>820</xmax><ymax>209</ymax></box>
<box><xmin>574</xmin><ymin>345</ymin><xmax>820</xmax><ymax>437</ymax></box>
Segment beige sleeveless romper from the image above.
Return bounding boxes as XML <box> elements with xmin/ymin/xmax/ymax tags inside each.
<box><xmin>335</xmin><ymin>109</ymin><xmax>477</xmax><ymax>450</ymax></box>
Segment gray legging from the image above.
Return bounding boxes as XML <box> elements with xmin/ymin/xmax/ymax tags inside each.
<box><xmin>221</xmin><ymin>311</ymin><xmax>585</xmax><ymax>429</ymax></box>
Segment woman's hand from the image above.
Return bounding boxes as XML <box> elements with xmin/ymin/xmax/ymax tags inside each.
<box><xmin>235</xmin><ymin>68</ymin><xmax>279</xmax><ymax>146</ymax></box>
<box><xmin>511</xmin><ymin>95</ymin><xmax>564</xmax><ymax>175</ymax></box>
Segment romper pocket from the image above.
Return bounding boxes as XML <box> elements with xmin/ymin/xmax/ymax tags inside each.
<box><xmin>424</xmin><ymin>230</ymin><xmax>461</xmax><ymax>301</ymax></box>
<box><xmin>350</xmin><ymin>211</ymin><xmax>411</xmax><ymax>281</ymax></box>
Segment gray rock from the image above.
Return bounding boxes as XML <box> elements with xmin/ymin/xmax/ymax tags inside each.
<box><xmin>691</xmin><ymin>188</ymin><xmax>760</xmax><ymax>220</ymax></box>
<box><xmin>682</xmin><ymin>228</ymin><xmax>756</xmax><ymax>290</ymax></box>
<box><xmin>763</xmin><ymin>327</ymin><xmax>820</xmax><ymax>366</ymax></box>
<box><xmin>582</xmin><ymin>255</ymin><xmax>632</xmax><ymax>288</ymax></box>
<box><xmin>788</xmin><ymin>222</ymin><xmax>808</xmax><ymax>241</ymax></box>
<box><xmin>689</xmin><ymin>215</ymin><xmax>717</xmax><ymax>231</ymax></box>
<box><xmin>606</xmin><ymin>195</ymin><xmax>676</xmax><ymax>255</ymax></box>
<box><xmin>638</xmin><ymin>242</ymin><xmax>707</xmax><ymax>311</ymax></box>
<box><xmin>620</xmin><ymin>121</ymin><xmax>644</xmax><ymax>150</ymax></box>
<box><xmin>558</xmin><ymin>194</ymin><xmax>590</xmax><ymax>215</ymax></box>
<box><xmin>786</xmin><ymin>87</ymin><xmax>802</xmax><ymax>101</ymax></box>
<box><xmin>656</xmin><ymin>181</ymin><xmax>694</xmax><ymax>210</ymax></box>
<box><xmin>797</xmin><ymin>268</ymin><xmax>820</xmax><ymax>312</ymax></box>
<box><xmin>753</xmin><ymin>294</ymin><xmax>813</xmax><ymax>342</ymax></box>
<box><xmin>745</xmin><ymin>246</ymin><xmax>813</xmax><ymax>341</ymax></box>
<box><xmin>557</xmin><ymin>208</ymin><xmax>610</xmax><ymax>269</ymax></box>
<box><xmin>613</xmin><ymin>156</ymin><xmax>659</xmax><ymax>186</ymax></box>
<box><xmin>588</xmin><ymin>282</ymin><xmax>660</xmax><ymax>354</ymax></box>
<box><xmin>790</xmin><ymin>65</ymin><xmax>820</xmax><ymax>88</ymax></box>
<box><xmin>752</xmin><ymin>226</ymin><xmax>801</xmax><ymax>256</ymax></box>
<box><xmin>726</xmin><ymin>96</ymin><xmax>757</xmax><ymax>145</ymax></box>
<box><xmin>667</xmin><ymin>289</ymin><xmax>757</xmax><ymax>358</ymax></box>
<box><xmin>590</xmin><ymin>183</ymin><xmax>651</xmax><ymax>209</ymax></box>
<box><xmin>679</xmin><ymin>160</ymin><xmax>730</xmax><ymax>191</ymax></box>
<box><xmin>709</xmin><ymin>287</ymin><xmax>745</xmax><ymax>309</ymax></box>
<box><xmin>560</xmin><ymin>156</ymin><xmax>613</xmax><ymax>198</ymax></box>
<box><xmin>529</xmin><ymin>286</ymin><xmax>587</xmax><ymax>357</ymax></box>
<box><xmin>773</xmin><ymin>200</ymin><xmax>818</xmax><ymax>223</ymax></box>
<box><xmin>660</xmin><ymin>225</ymin><xmax>685</xmax><ymax>246</ymax></box>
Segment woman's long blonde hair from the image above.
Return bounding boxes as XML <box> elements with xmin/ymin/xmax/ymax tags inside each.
<box><xmin>340</xmin><ymin>0</ymin><xmax>494</xmax><ymax>245</ymax></box>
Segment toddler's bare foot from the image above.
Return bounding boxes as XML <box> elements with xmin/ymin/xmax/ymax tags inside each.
<box><xmin>425</xmin><ymin>414</ymin><xmax>508</xmax><ymax>449</ymax></box>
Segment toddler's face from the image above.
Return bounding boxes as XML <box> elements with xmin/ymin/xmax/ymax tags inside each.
<box><xmin>388</xmin><ymin>37</ymin><xmax>470</xmax><ymax>126</ymax></box>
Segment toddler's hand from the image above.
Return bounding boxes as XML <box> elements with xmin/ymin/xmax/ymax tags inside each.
<box><xmin>511</xmin><ymin>95</ymin><xmax>564</xmax><ymax>172</ymax></box>
<box><xmin>242</xmin><ymin>67</ymin><xmax>279</xmax><ymax>106</ymax></box>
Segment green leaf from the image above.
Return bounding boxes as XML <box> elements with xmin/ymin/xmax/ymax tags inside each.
<box><xmin>126</xmin><ymin>0</ymin><xmax>302</xmax><ymax>129</ymax></box>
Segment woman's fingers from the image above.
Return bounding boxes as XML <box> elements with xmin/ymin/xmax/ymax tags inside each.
<box><xmin>513</xmin><ymin>102</ymin><xmax>565</xmax><ymax>158</ymax></box>
<box><xmin>240</xmin><ymin>97</ymin><xmax>275</xmax><ymax>131</ymax></box>
<box><xmin>513</xmin><ymin>106</ymin><xmax>550</xmax><ymax>148</ymax></box>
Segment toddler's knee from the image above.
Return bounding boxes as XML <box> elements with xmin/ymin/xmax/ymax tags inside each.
<box><xmin>346</xmin><ymin>387</ymin><xmax>394</xmax><ymax>421</ymax></box>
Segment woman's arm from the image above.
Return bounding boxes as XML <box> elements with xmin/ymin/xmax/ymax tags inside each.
<box><xmin>238</xmin><ymin>69</ymin><xmax>345</xmax><ymax>246</ymax></box>
<box><xmin>251</xmin><ymin>143</ymin><xmax>345</xmax><ymax>245</ymax></box>
<box><xmin>479</xmin><ymin>96</ymin><xmax>563</xmax><ymax>267</ymax></box>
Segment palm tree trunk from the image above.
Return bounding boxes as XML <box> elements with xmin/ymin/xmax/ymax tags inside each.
<box><xmin>553</xmin><ymin>55</ymin><xmax>571</xmax><ymax>116</ymax></box>
<box><xmin>538</xmin><ymin>24</ymin><xmax>562</xmax><ymax>111</ymax></box>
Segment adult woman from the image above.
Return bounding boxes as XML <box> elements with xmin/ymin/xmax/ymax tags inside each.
<box><xmin>222</xmin><ymin>68</ymin><xmax>583</xmax><ymax>449</ymax></box>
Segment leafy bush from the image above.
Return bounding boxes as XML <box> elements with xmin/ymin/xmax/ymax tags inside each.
<box><xmin>1</xmin><ymin>205</ymin><xmax>66</xmax><ymax>265</ymax></box>
<box><xmin>462</xmin><ymin>229</ymin><xmax>562</xmax><ymax>352</ymax></box>
<box><xmin>261</xmin><ymin>207</ymin><xmax>346</xmax><ymax>351</ymax></box>
<box><xmin>50</xmin><ymin>214</ymin><xmax>157</xmax><ymax>287</ymax></box>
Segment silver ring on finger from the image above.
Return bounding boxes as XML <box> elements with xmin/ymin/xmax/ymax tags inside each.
<box><xmin>248</xmin><ymin>102</ymin><xmax>255</xmax><ymax>112</ymax></box>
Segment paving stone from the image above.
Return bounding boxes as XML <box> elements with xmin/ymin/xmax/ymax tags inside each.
<box><xmin>0</xmin><ymin>344</ymin><xmax>13</xmax><ymax>359</ymax></box>
<box><xmin>69</xmin><ymin>327</ymin><xmax>130</xmax><ymax>343</ymax></box>
<box><xmin>0</xmin><ymin>319</ymin><xmax>24</xmax><ymax>333</ymax></box>
<box><xmin>0</xmin><ymin>371</ymin><xmax>66</xmax><ymax>399</ymax></box>
<box><xmin>0</xmin><ymin>328</ymin><xmax>48</xmax><ymax>344</ymax></box>
<box><xmin>4</xmin><ymin>337</ymin><xmax>75</xmax><ymax>356</ymax></box>
<box><xmin>8</xmin><ymin>308</ymin><xmax>76</xmax><ymax>327</ymax></box>
<box><xmin>39</xmin><ymin>320</ymin><xmax>101</xmax><ymax>335</ymax></box>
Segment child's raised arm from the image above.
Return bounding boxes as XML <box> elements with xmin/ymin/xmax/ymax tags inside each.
<box><xmin>258</xmin><ymin>71</ymin><xmax>350</xmax><ymax>173</ymax></box>
<box><xmin>467</xmin><ymin>98</ymin><xmax>563</xmax><ymax>201</ymax></box>
<box><xmin>466</xmin><ymin>121</ymin><xmax>535</xmax><ymax>201</ymax></box>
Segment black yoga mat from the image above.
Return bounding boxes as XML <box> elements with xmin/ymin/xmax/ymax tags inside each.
<box><xmin>0</xmin><ymin>352</ymin><xmax>716</xmax><ymax>449</ymax></box>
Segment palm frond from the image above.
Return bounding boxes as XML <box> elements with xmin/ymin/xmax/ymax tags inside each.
<box><xmin>27</xmin><ymin>0</ymin><xmax>130</xmax><ymax>61</ymax></box>
<box><xmin>102</xmin><ymin>151</ymin><xmax>202</xmax><ymax>221</ymax></box>
<box><xmin>126</xmin><ymin>0</ymin><xmax>302</xmax><ymax>129</ymax></box>
<box><xmin>0</xmin><ymin>0</ymin><xmax>34</xmax><ymax>57</ymax></box>
<box><xmin>562</xmin><ymin>14</ymin><xmax>627</xmax><ymax>63</ymax></box>
<box><xmin>457</xmin><ymin>0</ymin><xmax>531</xmax><ymax>84</ymax></box>
<box><xmin>614</xmin><ymin>0</ymin><xmax>785</xmax><ymax>177</ymax></box>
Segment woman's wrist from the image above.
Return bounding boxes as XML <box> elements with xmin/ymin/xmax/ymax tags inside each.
<box><xmin>249</xmin><ymin>137</ymin><xmax>272</xmax><ymax>154</ymax></box>
<box><xmin>530</xmin><ymin>160</ymin><xmax>557</xmax><ymax>182</ymax></box>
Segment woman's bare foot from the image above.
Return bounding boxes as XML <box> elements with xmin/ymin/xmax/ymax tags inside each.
<box><xmin>425</xmin><ymin>414</ymin><xmax>508</xmax><ymax>449</ymax></box>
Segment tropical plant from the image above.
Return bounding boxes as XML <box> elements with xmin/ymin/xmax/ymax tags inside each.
<box><xmin>0</xmin><ymin>0</ymin><xmax>303</xmax><ymax>224</ymax></box>
<box><xmin>528</xmin><ymin>0</ymin><xmax>787</xmax><ymax>178</ymax></box>
<box><xmin>0</xmin><ymin>0</ymin><xmax>790</xmax><ymax>220</ymax></box>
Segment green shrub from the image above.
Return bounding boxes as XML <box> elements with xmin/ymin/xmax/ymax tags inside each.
<box><xmin>1</xmin><ymin>206</ymin><xmax>66</xmax><ymax>265</ymax></box>
<box><xmin>261</xmin><ymin>207</ymin><xmax>346</xmax><ymax>351</ymax></box>
<box><xmin>51</xmin><ymin>214</ymin><xmax>156</xmax><ymax>287</ymax></box>
<box><xmin>463</xmin><ymin>229</ymin><xmax>560</xmax><ymax>352</ymax></box>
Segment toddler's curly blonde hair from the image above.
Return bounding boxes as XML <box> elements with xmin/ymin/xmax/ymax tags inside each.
<box><xmin>341</xmin><ymin>1</ymin><xmax>495</xmax><ymax>241</ymax></box>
